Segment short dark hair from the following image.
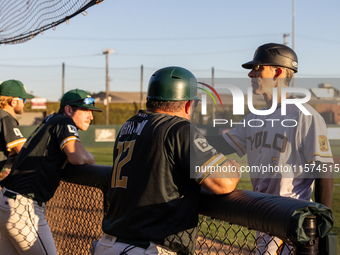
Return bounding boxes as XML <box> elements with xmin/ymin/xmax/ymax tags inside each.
<box><xmin>146</xmin><ymin>98</ymin><xmax>187</xmax><ymax>112</ymax></box>
<box><xmin>58</xmin><ymin>105</ymin><xmax>80</xmax><ymax>114</ymax></box>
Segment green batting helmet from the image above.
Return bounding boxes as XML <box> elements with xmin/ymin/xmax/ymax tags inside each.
<box><xmin>147</xmin><ymin>66</ymin><xmax>201</xmax><ymax>101</ymax></box>
<box><xmin>242</xmin><ymin>43</ymin><xmax>298</xmax><ymax>73</ymax></box>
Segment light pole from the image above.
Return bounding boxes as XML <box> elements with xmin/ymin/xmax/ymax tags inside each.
<box><xmin>283</xmin><ymin>33</ymin><xmax>290</xmax><ymax>46</ymax></box>
<box><xmin>103</xmin><ymin>49</ymin><xmax>114</xmax><ymax>125</ymax></box>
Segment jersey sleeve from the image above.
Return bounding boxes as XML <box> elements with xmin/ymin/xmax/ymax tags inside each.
<box><xmin>300</xmin><ymin>109</ymin><xmax>333</xmax><ymax>164</ymax></box>
<box><xmin>55</xmin><ymin>118</ymin><xmax>81</xmax><ymax>151</ymax></box>
<box><xmin>166</xmin><ymin>122</ymin><xmax>229</xmax><ymax>185</ymax></box>
<box><xmin>222</xmin><ymin>118</ymin><xmax>247</xmax><ymax>157</ymax></box>
<box><xmin>1</xmin><ymin>116</ymin><xmax>26</xmax><ymax>152</ymax></box>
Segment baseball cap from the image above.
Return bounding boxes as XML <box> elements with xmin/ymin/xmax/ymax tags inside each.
<box><xmin>60</xmin><ymin>89</ymin><xmax>103</xmax><ymax>112</ymax></box>
<box><xmin>0</xmin><ymin>80</ymin><xmax>35</xmax><ymax>99</ymax></box>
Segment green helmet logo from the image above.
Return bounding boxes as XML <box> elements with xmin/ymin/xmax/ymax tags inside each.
<box><xmin>147</xmin><ymin>66</ymin><xmax>201</xmax><ymax>101</ymax></box>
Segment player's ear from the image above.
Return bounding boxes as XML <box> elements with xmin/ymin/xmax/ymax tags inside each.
<box><xmin>64</xmin><ymin>105</ymin><xmax>74</xmax><ymax>117</ymax></box>
<box><xmin>185</xmin><ymin>100</ymin><xmax>191</xmax><ymax>115</ymax></box>
<box><xmin>274</xmin><ymin>67</ymin><xmax>283</xmax><ymax>80</ymax></box>
<box><xmin>9</xmin><ymin>98</ymin><xmax>16</xmax><ymax>107</ymax></box>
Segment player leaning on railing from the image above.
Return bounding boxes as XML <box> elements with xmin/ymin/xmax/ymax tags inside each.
<box><xmin>0</xmin><ymin>89</ymin><xmax>102</xmax><ymax>255</ymax></box>
<box><xmin>91</xmin><ymin>66</ymin><xmax>241</xmax><ymax>255</ymax></box>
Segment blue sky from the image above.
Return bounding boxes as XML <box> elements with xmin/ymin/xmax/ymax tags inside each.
<box><xmin>0</xmin><ymin>0</ymin><xmax>339</xmax><ymax>101</ymax></box>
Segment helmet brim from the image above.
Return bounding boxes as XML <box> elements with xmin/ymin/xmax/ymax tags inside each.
<box><xmin>242</xmin><ymin>60</ymin><xmax>261</xmax><ymax>69</ymax></box>
<box><xmin>242</xmin><ymin>60</ymin><xmax>297</xmax><ymax>73</ymax></box>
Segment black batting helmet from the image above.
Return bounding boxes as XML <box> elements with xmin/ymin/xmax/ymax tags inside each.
<box><xmin>242</xmin><ymin>43</ymin><xmax>298</xmax><ymax>73</ymax></box>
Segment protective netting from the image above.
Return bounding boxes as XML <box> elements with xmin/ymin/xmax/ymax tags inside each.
<box><xmin>0</xmin><ymin>0</ymin><xmax>103</xmax><ymax>45</ymax></box>
<box><xmin>0</xmin><ymin>183</ymin><xmax>293</xmax><ymax>254</ymax></box>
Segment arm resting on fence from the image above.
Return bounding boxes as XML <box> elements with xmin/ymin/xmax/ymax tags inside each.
<box><xmin>199</xmin><ymin>188</ymin><xmax>333</xmax><ymax>245</ymax></box>
<box><xmin>61</xmin><ymin>163</ymin><xmax>112</xmax><ymax>194</ymax></box>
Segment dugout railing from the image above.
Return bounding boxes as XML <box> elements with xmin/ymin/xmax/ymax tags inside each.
<box><xmin>44</xmin><ymin>181</ymin><xmax>334</xmax><ymax>255</ymax></box>
<box><xmin>45</xmin><ymin>163</ymin><xmax>335</xmax><ymax>255</ymax></box>
<box><xmin>0</xmin><ymin>164</ymin><xmax>335</xmax><ymax>255</ymax></box>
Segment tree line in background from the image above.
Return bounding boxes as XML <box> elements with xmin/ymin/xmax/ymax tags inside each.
<box><xmin>23</xmin><ymin>101</ymin><xmax>258</xmax><ymax>126</ymax></box>
<box><xmin>23</xmin><ymin>102</ymin><xmax>142</xmax><ymax>125</ymax></box>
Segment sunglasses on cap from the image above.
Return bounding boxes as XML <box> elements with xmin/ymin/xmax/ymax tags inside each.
<box><xmin>12</xmin><ymin>98</ymin><xmax>27</xmax><ymax>104</ymax></box>
<box><xmin>65</xmin><ymin>97</ymin><xmax>96</xmax><ymax>106</ymax></box>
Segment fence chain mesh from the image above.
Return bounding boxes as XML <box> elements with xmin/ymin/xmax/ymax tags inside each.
<box><xmin>1</xmin><ymin>183</ymin><xmax>293</xmax><ymax>254</ymax></box>
<box><xmin>0</xmin><ymin>0</ymin><xmax>103</xmax><ymax>45</ymax></box>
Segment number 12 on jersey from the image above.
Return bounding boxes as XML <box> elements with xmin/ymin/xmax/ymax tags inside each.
<box><xmin>111</xmin><ymin>140</ymin><xmax>136</xmax><ymax>188</ymax></box>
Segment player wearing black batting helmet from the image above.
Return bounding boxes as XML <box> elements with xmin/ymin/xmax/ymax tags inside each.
<box><xmin>207</xmin><ymin>43</ymin><xmax>333</xmax><ymax>255</ymax></box>
<box><xmin>93</xmin><ymin>66</ymin><xmax>240</xmax><ymax>255</ymax></box>
<box><xmin>242</xmin><ymin>42</ymin><xmax>298</xmax><ymax>73</ymax></box>
<box><xmin>0</xmin><ymin>89</ymin><xmax>102</xmax><ymax>255</ymax></box>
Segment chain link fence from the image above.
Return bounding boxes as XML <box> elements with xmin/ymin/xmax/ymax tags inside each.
<box><xmin>43</xmin><ymin>182</ymin><xmax>291</xmax><ymax>255</ymax></box>
<box><xmin>0</xmin><ymin>182</ymin><xmax>293</xmax><ymax>254</ymax></box>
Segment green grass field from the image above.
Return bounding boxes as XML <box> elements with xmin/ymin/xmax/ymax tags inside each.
<box><xmin>86</xmin><ymin>145</ymin><xmax>340</xmax><ymax>253</ymax></box>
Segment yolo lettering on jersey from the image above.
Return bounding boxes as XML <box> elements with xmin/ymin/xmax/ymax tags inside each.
<box><xmin>246</xmin><ymin>131</ymin><xmax>288</xmax><ymax>153</ymax></box>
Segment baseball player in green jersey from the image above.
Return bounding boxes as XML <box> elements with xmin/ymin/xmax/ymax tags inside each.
<box><xmin>0</xmin><ymin>89</ymin><xmax>102</xmax><ymax>255</ymax></box>
<box><xmin>207</xmin><ymin>43</ymin><xmax>334</xmax><ymax>255</ymax></box>
<box><xmin>0</xmin><ymin>80</ymin><xmax>34</xmax><ymax>185</ymax></box>
<box><xmin>93</xmin><ymin>67</ymin><xmax>241</xmax><ymax>255</ymax></box>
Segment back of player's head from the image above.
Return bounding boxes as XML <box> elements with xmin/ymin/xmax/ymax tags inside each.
<box><xmin>242</xmin><ymin>43</ymin><xmax>298</xmax><ymax>73</ymax></box>
<box><xmin>59</xmin><ymin>89</ymin><xmax>102</xmax><ymax>113</ymax></box>
<box><xmin>147</xmin><ymin>66</ymin><xmax>200</xmax><ymax>101</ymax></box>
<box><xmin>146</xmin><ymin>66</ymin><xmax>201</xmax><ymax>112</ymax></box>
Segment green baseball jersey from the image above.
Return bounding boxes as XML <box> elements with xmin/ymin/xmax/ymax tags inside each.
<box><xmin>0</xmin><ymin>109</ymin><xmax>26</xmax><ymax>170</ymax></box>
<box><xmin>103</xmin><ymin>110</ymin><xmax>226</xmax><ymax>255</ymax></box>
<box><xmin>4</xmin><ymin>113</ymin><xmax>80</xmax><ymax>202</ymax></box>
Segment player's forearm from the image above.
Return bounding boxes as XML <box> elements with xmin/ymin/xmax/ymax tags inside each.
<box><xmin>0</xmin><ymin>168</ymin><xmax>11</xmax><ymax>182</ymax></box>
<box><xmin>62</xmin><ymin>164</ymin><xmax>111</xmax><ymax>192</ymax></box>
<box><xmin>8</xmin><ymin>143</ymin><xmax>24</xmax><ymax>156</ymax></box>
<box><xmin>68</xmin><ymin>150</ymin><xmax>95</xmax><ymax>165</ymax></box>
<box><xmin>201</xmin><ymin>159</ymin><xmax>241</xmax><ymax>195</ymax></box>
<box><xmin>64</xmin><ymin>141</ymin><xmax>96</xmax><ymax>165</ymax></box>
